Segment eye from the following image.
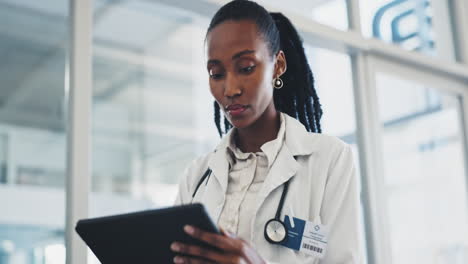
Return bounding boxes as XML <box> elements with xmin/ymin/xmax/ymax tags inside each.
<box><xmin>209</xmin><ymin>73</ymin><xmax>224</xmax><ymax>80</ymax></box>
<box><xmin>209</xmin><ymin>68</ymin><xmax>225</xmax><ymax>80</ymax></box>
<box><xmin>240</xmin><ymin>65</ymin><xmax>256</xmax><ymax>74</ymax></box>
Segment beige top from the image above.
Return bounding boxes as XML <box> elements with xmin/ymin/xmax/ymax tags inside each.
<box><xmin>217</xmin><ymin>113</ymin><xmax>286</xmax><ymax>242</ymax></box>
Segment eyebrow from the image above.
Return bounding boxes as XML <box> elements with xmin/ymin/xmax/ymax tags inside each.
<box><xmin>207</xmin><ymin>49</ymin><xmax>256</xmax><ymax>65</ymax></box>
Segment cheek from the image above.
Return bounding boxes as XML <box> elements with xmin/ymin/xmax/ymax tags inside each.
<box><xmin>209</xmin><ymin>81</ymin><xmax>222</xmax><ymax>100</ymax></box>
<box><xmin>250</xmin><ymin>70</ymin><xmax>273</xmax><ymax>102</ymax></box>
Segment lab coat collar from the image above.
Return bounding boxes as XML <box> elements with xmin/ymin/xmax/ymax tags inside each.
<box><xmin>207</xmin><ymin>112</ymin><xmax>317</xmax><ymax>205</ymax></box>
<box><xmin>282</xmin><ymin>112</ymin><xmax>317</xmax><ymax>156</ymax></box>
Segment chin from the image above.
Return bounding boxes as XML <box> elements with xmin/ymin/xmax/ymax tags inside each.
<box><xmin>227</xmin><ymin>116</ymin><xmax>255</xmax><ymax>130</ymax></box>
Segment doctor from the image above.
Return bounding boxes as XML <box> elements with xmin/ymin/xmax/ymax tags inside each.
<box><xmin>172</xmin><ymin>0</ymin><xmax>362</xmax><ymax>263</ymax></box>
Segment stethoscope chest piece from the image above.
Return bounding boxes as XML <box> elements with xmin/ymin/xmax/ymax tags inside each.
<box><xmin>264</xmin><ymin>218</ymin><xmax>287</xmax><ymax>244</ymax></box>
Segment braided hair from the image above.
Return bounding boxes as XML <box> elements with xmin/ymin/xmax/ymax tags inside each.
<box><xmin>208</xmin><ymin>0</ymin><xmax>322</xmax><ymax>137</ymax></box>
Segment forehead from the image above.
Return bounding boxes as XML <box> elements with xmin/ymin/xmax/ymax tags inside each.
<box><xmin>206</xmin><ymin>20</ymin><xmax>269</xmax><ymax>59</ymax></box>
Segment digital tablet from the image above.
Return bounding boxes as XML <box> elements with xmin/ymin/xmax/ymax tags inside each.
<box><xmin>75</xmin><ymin>203</ymin><xmax>220</xmax><ymax>264</ymax></box>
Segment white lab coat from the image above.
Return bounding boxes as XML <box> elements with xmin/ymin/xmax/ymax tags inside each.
<box><xmin>175</xmin><ymin>113</ymin><xmax>363</xmax><ymax>263</ymax></box>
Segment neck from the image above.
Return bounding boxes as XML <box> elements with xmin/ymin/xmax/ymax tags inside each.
<box><xmin>235</xmin><ymin>106</ymin><xmax>280</xmax><ymax>153</ymax></box>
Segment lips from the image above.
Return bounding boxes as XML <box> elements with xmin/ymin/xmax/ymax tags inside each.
<box><xmin>226</xmin><ymin>104</ymin><xmax>248</xmax><ymax>116</ymax></box>
<box><xmin>226</xmin><ymin>104</ymin><xmax>247</xmax><ymax>110</ymax></box>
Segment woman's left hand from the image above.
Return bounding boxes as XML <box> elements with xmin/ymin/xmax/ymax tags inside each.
<box><xmin>170</xmin><ymin>225</ymin><xmax>266</xmax><ymax>264</ymax></box>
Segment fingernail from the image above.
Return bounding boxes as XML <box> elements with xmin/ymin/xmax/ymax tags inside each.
<box><xmin>184</xmin><ymin>225</ymin><xmax>194</xmax><ymax>234</ymax></box>
<box><xmin>173</xmin><ymin>256</ymin><xmax>184</xmax><ymax>264</ymax></box>
<box><xmin>170</xmin><ymin>243</ymin><xmax>180</xmax><ymax>251</ymax></box>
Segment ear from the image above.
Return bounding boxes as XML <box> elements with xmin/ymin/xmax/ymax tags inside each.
<box><xmin>274</xmin><ymin>50</ymin><xmax>287</xmax><ymax>78</ymax></box>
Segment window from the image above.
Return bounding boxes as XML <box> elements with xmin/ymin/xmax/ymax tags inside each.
<box><xmin>257</xmin><ymin>0</ymin><xmax>348</xmax><ymax>30</ymax></box>
<box><xmin>359</xmin><ymin>0</ymin><xmax>455</xmax><ymax>59</ymax></box>
<box><xmin>91</xmin><ymin>0</ymin><xmax>216</xmax><ymax>213</ymax></box>
<box><xmin>375</xmin><ymin>70</ymin><xmax>468</xmax><ymax>263</ymax></box>
<box><xmin>0</xmin><ymin>0</ymin><xmax>68</xmax><ymax>263</ymax></box>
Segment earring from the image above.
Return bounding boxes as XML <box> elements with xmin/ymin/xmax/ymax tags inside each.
<box><xmin>273</xmin><ymin>77</ymin><xmax>283</xmax><ymax>89</ymax></box>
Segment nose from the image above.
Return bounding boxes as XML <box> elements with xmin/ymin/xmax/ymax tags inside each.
<box><xmin>223</xmin><ymin>74</ymin><xmax>242</xmax><ymax>98</ymax></box>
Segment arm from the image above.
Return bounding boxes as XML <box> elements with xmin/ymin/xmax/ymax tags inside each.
<box><xmin>320</xmin><ymin>144</ymin><xmax>364</xmax><ymax>264</ymax></box>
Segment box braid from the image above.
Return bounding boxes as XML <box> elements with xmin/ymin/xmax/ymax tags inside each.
<box><xmin>208</xmin><ymin>0</ymin><xmax>322</xmax><ymax>137</ymax></box>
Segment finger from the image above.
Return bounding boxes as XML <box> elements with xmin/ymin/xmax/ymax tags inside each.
<box><xmin>173</xmin><ymin>255</ymin><xmax>215</xmax><ymax>264</ymax></box>
<box><xmin>219</xmin><ymin>227</ymin><xmax>235</xmax><ymax>238</ymax></box>
<box><xmin>184</xmin><ymin>225</ymin><xmax>242</xmax><ymax>252</ymax></box>
<box><xmin>171</xmin><ymin>242</ymin><xmax>233</xmax><ymax>263</ymax></box>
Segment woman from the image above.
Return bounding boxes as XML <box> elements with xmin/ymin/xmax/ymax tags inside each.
<box><xmin>172</xmin><ymin>0</ymin><xmax>362</xmax><ymax>263</ymax></box>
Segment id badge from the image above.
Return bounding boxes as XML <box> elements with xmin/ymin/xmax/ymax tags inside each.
<box><xmin>278</xmin><ymin>215</ymin><xmax>329</xmax><ymax>259</ymax></box>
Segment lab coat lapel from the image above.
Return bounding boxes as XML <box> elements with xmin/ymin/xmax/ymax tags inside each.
<box><xmin>207</xmin><ymin>148</ymin><xmax>229</xmax><ymax>195</ymax></box>
<box><xmin>255</xmin><ymin>114</ymin><xmax>315</xmax><ymax>205</ymax></box>
<box><xmin>255</xmin><ymin>143</ymin><xmax>300</xmax><ymax>212</ymax></box>
<box><xmin>252</xmin><ymin>114</ymin><xmax>316</xmax><ymax>233</ymax></box>
<box><xmin>204</xmin><ymin>132</ymin><xmax>231</xmax><ymax>222</ymax></box>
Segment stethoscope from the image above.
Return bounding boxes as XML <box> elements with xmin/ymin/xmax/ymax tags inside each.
<box><xmin>191</xmin><ymin>168</ymin><xmax>291</xmax><ymax>244</ymax></box>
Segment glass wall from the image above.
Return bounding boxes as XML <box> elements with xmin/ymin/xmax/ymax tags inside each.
<box><xmin>375</xmin><ymin>71</ymin><xmax>468</xmax><ymax>263</ymax></box>
<box><xmin>306</xmin><ymin>47</ymin><xmax>355</xmax><ymax>141</ymax></box>
<box><xmin>0</xmin><ymin>0</ymin><xmax>68</xmax><ymax>263</ymax></box>
<box><xmin>90</xmin><ymin>0</ymin><xmax>218</xmax><ymax>212</ymax></box>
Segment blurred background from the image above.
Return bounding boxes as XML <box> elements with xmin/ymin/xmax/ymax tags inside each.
<box><xmin>0</xmin><ymin>0</ymin><xmax>467</xmax><ymax>263</ymax></box>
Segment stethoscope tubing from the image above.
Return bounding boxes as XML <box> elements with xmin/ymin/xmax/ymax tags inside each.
<box><xmin>192</xmin><ymin>168</ymin><xmax>291</xmax><ymax>244</ymax></box>
<box><xmin>191</xmin><ymin>168</ymin><xmax>212</xmax><ymax>199</ymax></box>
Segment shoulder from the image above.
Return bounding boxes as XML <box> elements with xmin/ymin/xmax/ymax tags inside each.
<box><xmin>308</xmin><ymin>133</ymin><xmax>350</xmax><ymax>153</ymax></box>
<box><xmin>183</xmin><ymin>152</ymin><xmax>212</xmax><ymax>180</ymax></box>
<box><xmin>292</xmin><ymin>132</ymin><xmax>351</xmax><ymax>154</ymax></box>
<box><xmin>176</xmin><ymin>151</ymin><xmax>213</xmax><ymax>203</ymax></box>
<box><xmin>181</xmin><ymin>129</ymin><xmax>231</xmax><ymax>184</ymax></box>
<box><xmin>299</xmin><ymin>133</ymin><xmax>354</xmax><ymax>170</ymax></box>
<box><xmin>181</xmin><ymin>146</ymin><xmax>229</xmax><ymax>185</ymax></box>
<box><xmin>282</xmin><ymin>113</ymin><xmax>350</xmax><ymax>158</ymax></box>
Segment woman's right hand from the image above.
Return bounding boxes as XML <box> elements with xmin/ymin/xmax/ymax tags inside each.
<box><xmin>170</xmin><ymin>225</ymin><xmax>267</xmax><ymax>264</ymax></box>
